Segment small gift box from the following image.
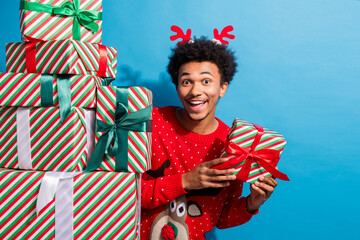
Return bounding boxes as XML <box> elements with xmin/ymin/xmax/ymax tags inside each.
<box><xmin>0</xmin><ymin>170</ymin><xmax>140</xmax><ymax>240</ymax></box>
<box><xmin>85</xmin><ymin>86</ymin><xmax>152</xmax><ymax>173</ymax></box>
<box><xmin>213</xmin><ymin>118</ymin><xmax>289</xmax><ymax>183</ymax></box>
<box><xmin>20</xmin><ymin>0</ymin><xmax>103</xmax><ymax>43</ymax></box>
<box><xmin>0</xmin><ymin>107</ymin><xmax>95</xmax><ymax>172</ymax></box>
<box><xmin>6</xmin><ymin>40</ymin><xmax>117</xmax><ymax>78</ymax></box>
<box><xmin>0</xmin><ymin>73</ymin><xmax>107</xmax><ymax>122</ymax></box>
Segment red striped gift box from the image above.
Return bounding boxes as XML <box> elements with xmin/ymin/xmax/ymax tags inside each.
<box><xmin>215</xmin><ymin>118</ymin><xmax>288</xmax><ymax>183</ymax></box>
<box><xmin>0</xmin><ymin>107</ymin><xmax>94</xmax><ymax>172</ymax></box>
<box><xmin>20</xmin><ymin>0</ymin><xmax>103</xmax><ymax>44</ymax></box>
<box><xmin>0</xmin><ymin>72</ymin><xmax>103</xmax><ymax>108</ymax></box>
<box><xmin>6</xmin><ymin>40</ymin><xmax>117</xmax><ymax>77</ymax></box>
<box><xmin>95</xmin><ymin>86</ymin><xmax>152</xmax><ymax>173</ymax></box>
<box><xmin>0</xmin><ymin>170</ymin><xmax>140</xmax><ymax>240</ymax></box>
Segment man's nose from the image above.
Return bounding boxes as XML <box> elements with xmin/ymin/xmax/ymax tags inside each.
<box><xmin>189</xmin><ymin>82</ymin><xmax>202</xmax><ymax>96</ymax></box>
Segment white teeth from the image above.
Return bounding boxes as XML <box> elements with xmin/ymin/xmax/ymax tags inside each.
<box><xmin>190</xmin><ymin>101</ymin><xmax>204</xmax><ymax>104</ymax></box>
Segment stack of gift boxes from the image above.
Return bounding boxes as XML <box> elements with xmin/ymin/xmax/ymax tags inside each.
<box><xmin>0</xmin><ymin>1</ymin><xmax>152</xmax><ymax>239</ymax></box>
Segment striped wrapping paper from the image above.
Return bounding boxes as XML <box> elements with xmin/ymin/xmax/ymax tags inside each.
<box><xmin>96</xmin><ymin>86</ymin><xmax>152</xmax><ymax>173</ymax></box>
<box><xmin>0</xmin><ymin>72</ymin><xmax>103</xmax><ymax>108</ymax></box>
<box><xmin>0</xmin><ymin>170</ymin><xmax>140</xmax><ymax>240</ymax></box>
<box><xmin>221</xmin><ymin>118</ymin><xmax>287</xmax><ymax>183</ymax></box>
<box><xmin>0</xmin><ymin>106</ymin><xmax>94</xmax><ymax>172</ymax></box>
<box><xmin>6</xmin><ymin>40</ymin><xmax>117</xmax><ymax>77</ymax></box>
<box><xmin>20</xmin><ymin>0</ymin><xmax>103</xmax><ymax>43</ymax></box>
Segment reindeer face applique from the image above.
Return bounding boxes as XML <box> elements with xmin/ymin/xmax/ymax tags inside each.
<box><xmin>146</xmin><ymin>160</ymin><xmax>219</xmax><ymax>240</ymax></box>
<box><xmin>149</xmin><ymin>195</ymin><xmax>202</xmax><ymax>240</ymax></box>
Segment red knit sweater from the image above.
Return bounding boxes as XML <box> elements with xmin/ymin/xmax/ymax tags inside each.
<box><xmin>141</xmin><ymin>106</ymin><xmax>257</xmax><ymax>240</ymax></box>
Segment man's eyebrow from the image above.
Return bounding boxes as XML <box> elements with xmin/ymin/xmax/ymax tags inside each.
<box><xmin>200</xmin><ymin>71</ymin><xmax>213</xmax><ymax>76</ymax></box>
<box><xmin>180</xmin><ymin>72</ymin><xmax>190</xmax><ymax>77</ymax></box>
<box><xmin>179</xmin><ymin>71</ymin><xmax>213</xmax><ymax>77</ymax></box>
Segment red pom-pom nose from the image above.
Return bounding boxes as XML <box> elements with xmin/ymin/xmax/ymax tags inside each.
<box><xmin>161</xmin><ymin>224</ymin><xmax>175</xmax><ymax>240</ymax></box>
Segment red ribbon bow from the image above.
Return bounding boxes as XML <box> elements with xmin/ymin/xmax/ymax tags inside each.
<box><xmin>214</xmin><ymin>124</ymin><xmax>290</xmax><ymax>182</ymax></box>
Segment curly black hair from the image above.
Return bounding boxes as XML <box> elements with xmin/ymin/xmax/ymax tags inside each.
<box><xmin>167</xmin><ymin>37</ymin><xmax>237</xmax><ymax>86</ymax></box>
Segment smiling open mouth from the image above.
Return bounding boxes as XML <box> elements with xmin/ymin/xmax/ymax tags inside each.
<box><xmin>188</xmin><ymin>100</ymin><xmax>206</xmax><ymax>109</ymax></box>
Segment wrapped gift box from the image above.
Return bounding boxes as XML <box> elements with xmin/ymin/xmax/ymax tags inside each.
<box><xmin>0</xmin><ymin>107</ymin><xmax>95</xmax><ymax>172</ymax></box>
<box><xmin>6</xmin><ymin>40</ymin><xmax>117</xmax><ymax>78</ymax></box>
<box><xmin>86</xmin><ymin>86</ymin><xmax>152</xmax><ymax>173</ymax></box>
<box><xmin>0</xmin><ymin>170</ymin><xmax>140</xmax><ymax>240</ymax></box>
<box><xmin>0</xmin><ymin>72</ymin><xmax>104</xmax><ymax>109</ymax></box>
<box><xmin>20</xmin><ymin>0</ymin><xmax>103</xmax><ymax>43</ymax></box>
<box><xmin>213</xmin><ymin>118</ymin><xmax>289</xmax><ymax>183</ymax></box>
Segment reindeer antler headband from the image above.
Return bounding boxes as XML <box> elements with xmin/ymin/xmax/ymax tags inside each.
<box><xmin>170</xmin><ymin>25</ymin><xmax>235</xmax><ymax>46</ymax></box>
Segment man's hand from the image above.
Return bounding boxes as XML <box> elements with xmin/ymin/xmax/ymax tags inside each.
<box><xmin>246</xmin><ymin>175</ymin><xmax>278</xmax><ymax>213</ymax></box>
<box><xmin>182</xmin><ymin>158</ymin><xmax>236</xmax><ymax>191</ymax></box>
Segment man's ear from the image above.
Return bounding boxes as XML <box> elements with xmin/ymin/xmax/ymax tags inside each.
<box><xmin>219</xmin><ymin>82</ymin><xmax>228</xmax><ymax>98</ymax></box>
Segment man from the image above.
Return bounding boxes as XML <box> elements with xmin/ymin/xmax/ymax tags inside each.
<box><xmin>141</xmin><ymin>37</ymin><xmax>278</xmax><ymax>240</ymax></box>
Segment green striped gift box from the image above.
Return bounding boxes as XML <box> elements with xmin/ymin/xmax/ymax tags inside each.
<box><xmin>221</xmin><ymin>118</ymin><xmax>287</xmax><ymax>183</ymax></box>
<box><xmin>6</xmin><ymin>40</ymin><xmax>117</xmax><ymax>77</ymax></box>
<box><xmin>0</xmin><ymin>72</ymin><xmax>103</xmax><ymax>108</ymax></box>
<box><xmin>0</xmin><ymin>106</ymin><xmax>94</xmax><ymax>172</ymax></box>
<box><xmin>20</xmin><ymin>0</ymin><xmax>103</xmax><ymax>44</ymax></box>
<box><xmin>95</xmin><ymin>86</ymin><xmax>152</xmax><ymax>173</ymax></box>
<box><xmin>0</xmin><ymin>170</ymin><xmax>140</xmax><ymax>240</ymax></box>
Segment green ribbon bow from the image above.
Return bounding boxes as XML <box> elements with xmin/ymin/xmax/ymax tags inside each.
<box><xmin>85</xmin><ymin>87</ymin><xmax>152</xmax><ymax>172</ymax></box>
<box><xmin>20</xmin><ymin>0</ymin><xmax>102</xmax><ymax>41</ymax></box>
<box><xmin>41</xmin><ymin>74</ymin><xmax>71</xmax><ymax>124</ymax></box>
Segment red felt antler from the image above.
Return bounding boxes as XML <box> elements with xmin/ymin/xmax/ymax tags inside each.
<box><xmin>213</xmin><ymin>25</ymin><xmax>235</xmax><ymax>44</ymax></box>
<box><xmin>170</xmin><ymin>25</ymin><xmax>192</xmax><ymax>45</ymax></box>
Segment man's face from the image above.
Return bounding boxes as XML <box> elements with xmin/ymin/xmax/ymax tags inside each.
<box><xmin>176</xmin><ymin>61</ymin><xmax>228</xmax><ymax>122</ymax></box>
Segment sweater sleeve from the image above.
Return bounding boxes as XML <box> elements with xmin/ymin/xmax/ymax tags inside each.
<box><xmin>216</xmin><ymin>180</ymin><xmax>259</xmax><ymax>229</ymax></box>
<box><xmin>141</xmin><ymin>172</ymin><xmax>188</xmax><ymax>209</ymax></box>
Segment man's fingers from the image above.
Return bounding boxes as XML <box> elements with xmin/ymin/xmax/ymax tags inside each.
<box><xmin>204</xmin><ymin>158</ymin><xmax>227</xmax><ymax>167</ymax></box>
<box><xmin>207</xmin><ymin>168</ymin><xmax>235</xmax><ymax>176</ymax></box>
<box><xmin>201</xmin><ymin>173</ymin><xmax>235</xmax><ymax>184</ymax></box>
<box><xmin>206</xmin><ymin>181</ymin><xmax>231</xmax><ymax>188</ymax></box>
<box><xmin>209</xmin><ymin>174</ymin><xmax>236</xmax><ymax>182</ymax></box>
<box><xmin>251</xmin><ymin>184</ymin><xmax>266</xmax><ymax>197</ymax></box>
<box><xmin>260</xmin><ymin>176</ymin><xmax>277</xmax><ymax>187</ymax></box>
<box><xmin>254</xmin><ymin>181</ymin><xmax>274</xmax><ymax>193</ymax></box>
<box><xmin>269</xmin><ymin>177</ymin><xmax>278</xmax><ymax>187</ymax></box>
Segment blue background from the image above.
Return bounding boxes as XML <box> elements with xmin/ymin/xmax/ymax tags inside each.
<box><xmin>1</xmin><ymin>0</ymin><xmax>359</xmax><ymax>239</ymax></box>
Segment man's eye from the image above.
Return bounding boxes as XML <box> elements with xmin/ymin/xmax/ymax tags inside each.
<box><xmin>203</xmin><ymin>79</ymin><xmax>210</xmax><ymax>84</ymax></box>
<box><xmin>183</xmin><ymin>80</ymin><xmax>190</xmax><ymax>85</ymax></box>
